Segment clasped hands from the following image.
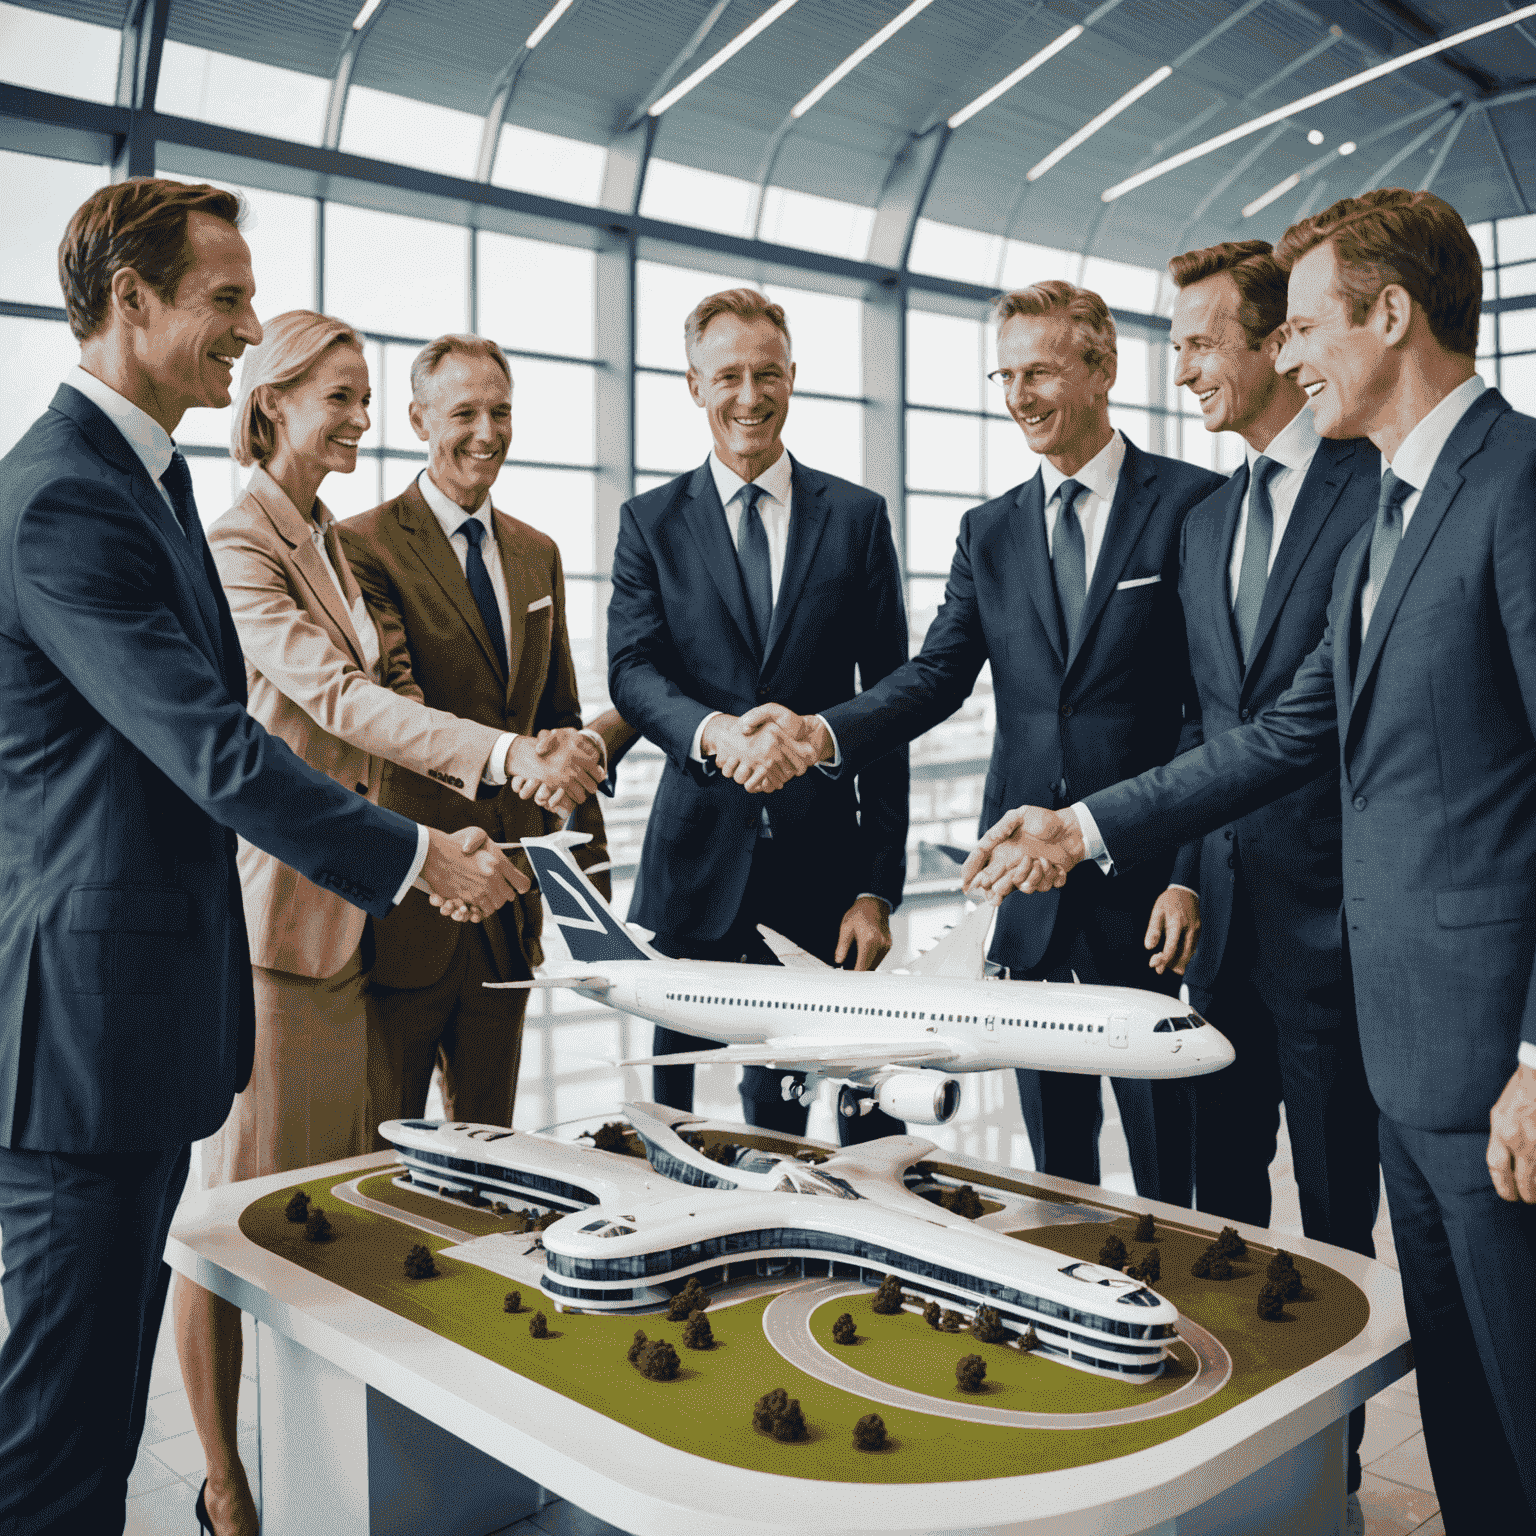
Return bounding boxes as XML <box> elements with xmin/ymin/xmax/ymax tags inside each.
<box><xmin>505</xmin><ymin>727</ymin><xmax>605</xmax><ymax>816</ymax></box>
<box><xmin>702</xmin><ymin>703</ymin><xmax>829</xmax><ymax>792</ymax></box>
<box><xmin>420</xmin><ymin>825</ymin><xmax>528</xmax><ymax>923</ymax></box>
<box><xmin>960</xmin><ymin>804</ymin><xmax>1085</xmax><ymax>902</ymax></box>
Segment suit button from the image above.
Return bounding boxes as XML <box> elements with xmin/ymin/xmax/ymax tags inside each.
<box><xmin>1239</xmin><ymin>708</ymin><xmax>1250</xmax><ymax>721</ymax></box>
<box><xmin>1353</xmin><ymin>795</ymin><xmax>1368</xmax><ymax>811</ymax></box>
<box><xmin>1060</xmin><ymin>704</ymin><xmax>1073</xmax><ymax>718</ymax></box>
<box><xmin>355</xmin><ymin>783</ymin><xmax>368</xmax><ymax>794</ymax></box>
<box><xmin>1227</xmin><ymin>855</ymin><xmax>1236</xmax><ymax>869</ymax></box>
<box><xmin>1223</xmin><ymin>829</ymin><xmax>1233</xmax><ymax>841</ymax></box>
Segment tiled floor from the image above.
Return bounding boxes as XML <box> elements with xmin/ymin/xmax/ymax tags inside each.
<box><xmin>1</xmin><ymin>1098</ymin><xmax>1440</xmax><ymax>1536</ymax></box>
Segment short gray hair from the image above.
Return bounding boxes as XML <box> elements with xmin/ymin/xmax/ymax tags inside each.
<box><xmin>410</xmin><ymin>333</ymin><xmax>511</xmax><ymax>401</ymax></box>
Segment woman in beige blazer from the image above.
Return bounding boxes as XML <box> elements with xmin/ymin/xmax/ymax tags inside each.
<box><xmin>173</xmin><ymin>311</ymin><xmax>548</xmax><ymax>1536</ymax></box>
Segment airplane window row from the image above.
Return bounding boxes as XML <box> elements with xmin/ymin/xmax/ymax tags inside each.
<box><xmin>661</xmin><ymin>993</ymin><xmax>1103</xmax><ymax>1035</ymax></box>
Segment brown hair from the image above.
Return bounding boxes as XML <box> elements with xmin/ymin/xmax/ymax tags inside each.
<box><xmin>1274</xmin><ymin>189</ymin><xmax>1480</xmax><ymax>357</ymax></box>
<box><xmin>993</xmin><ymin>279</ymin><xmax>1116</xmax><ymax>370</ymax></box>
<box><xmin>684</xmin><ymin>288</ymin><xmax>792</xmax><ymax>365</ymax></box>
<box><xmin>1168</xmin><ymin>240</ymin><xmax>1289</xmax><ymax>349</ymax></box>
<box><xmin>231</xmin><ymin>310</ymin><xmax>365</xmax><ymax>467</ymax></box>
<box><xmin>409</xmin><ymin>333</ymin><xmax>511</xmax><ymax>402</ymax></box>
<box><xmin>58</xmin><ymin>177</ymin><xmax>244</xmax><ymax>341</ymax></box>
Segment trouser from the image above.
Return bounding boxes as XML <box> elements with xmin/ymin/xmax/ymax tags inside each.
<box><xmin>367</xmin><ymin>922</ymin><xmax>531</xmax><ymax>1145</ymax></box>
<box><xmin>648</xmin><ymin>838</ymin><xmax>905</xmax><ymax>1146</ymax></box>
<box><xmin>1377</xmin><ymin>1114</ymin><xmax>1536</xmax><ymax>1533</ymax></box>
<box><xmin>0</xmin><ymin>1143</ymin><xmax>190</xmax><ymax>1535</ymax></box>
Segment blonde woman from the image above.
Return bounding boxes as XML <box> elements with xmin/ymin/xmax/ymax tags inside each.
<box><xmin>174</xmin><ymin>311</ymin><xmax>621</xmax><ymax>1535</ymax></box>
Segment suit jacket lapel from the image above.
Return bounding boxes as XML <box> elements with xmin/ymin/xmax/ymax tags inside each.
<box><xmin>1009</xmin><ymin>472</ymin><xmax>1065</xmax><ymax>669</ymax></box>
<box><xmin>395</xmin><ymin>480</ymin><xmax>507</xmax><ymax>684</ymax></box>
<box><xmin>762</xmin><ymin>456</ymin><xmax>831</xmax><ymax>674</ymax></box>
<box><xmin>1070</xmin><ymin>439</ymin><xmax>1158</xmax><ymax>670</ymax></box>
<box><xmin>680</xmin><ymin>462</ymin><xmax>760</xmax><ymax>657</ymax></box>
<box><xmin>492</xmin><ymin>508</ymin><xmax>533</xmax><ymax>706</ymax></box>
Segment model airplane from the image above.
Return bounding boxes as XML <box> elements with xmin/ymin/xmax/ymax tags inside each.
<box><xmin>488</xmin><ymin>832</ymin><xmax>1235</xmax><ymax>1126</ymax></box>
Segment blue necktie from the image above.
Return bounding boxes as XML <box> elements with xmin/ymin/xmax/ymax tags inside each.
<box><xmin>1233</xmin><ymin>455</ymin><xmax>1279</xmax><ymax>665</ymax></box>
<box><xmin>1362</xmin><ymin>471</ymin><xmax>1412</xmax><ymax>636</ymax></box>
<box><xmin>1051</xmin><ymin>478</ymin><xmax>1087</xmax><ymax>651</ymax></box>
<box><xmin>456</xmin><ymin>517</ymin><xmax>509</xmax><ymax>678</ymax></box>
<box><xmin>159</xmin><ymin>449</ymin><xmax>196</xmax><ymax>540</ymax></box>
<box><xmin>735</xmin><ymin>483</ymin><xmax>773</xmax><ymax>657</ymax></box>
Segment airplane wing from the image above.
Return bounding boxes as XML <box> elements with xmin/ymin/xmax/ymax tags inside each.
<box><xmin>486</xmin><ymin>976</ymin><xmax>610</xmax><ymax>991</ymax></box>
<box><xmin>905</xmin><ymin>900</ymin><xmax>995</xmax><ymax>980</ymax></box>
<box><xmin>615</xmin><ymin>1041</ymin><xmax>958</xmax><ymax>1072</ymax></box>
<box><xmin>755</xmin><ymin>926</ymin><xmax>833</xmax><ymax>971</ymax></box>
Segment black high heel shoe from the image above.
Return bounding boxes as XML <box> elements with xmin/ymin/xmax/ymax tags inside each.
<box><xmin>195</xmin><ymin>1480</ymin><xmax>213</xmax><ymax>1535</ymax></box>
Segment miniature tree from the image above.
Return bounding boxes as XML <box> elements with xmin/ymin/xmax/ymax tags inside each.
<box><xmin>956</xmin><ymin>1353</ymin><xmax>988</xmax><ymax>1392</ymax></box>
<box><xmin>503</xmin><ymin>1290</ymin><xmax>522</xmax><ymax>1314</ymax></box>
<box><xmin>923</xmin><ymin>1300</ymin><xmax>942</xmax><ymax>1329</ymax></box>
<box><xmin>667</xmin><ymin>1277</ymin><xmax>709</xmax><ymax>1322</ymax></box>
<box><xmin>284</xmin><ymin>1190</ymin><xmax>310</xmax><ymax>1223</ymax></box>
<box><xmin>627</xmin><ymin>1330</ymin><xmax>649</xmax><ymax>1365</ymax></box>
<box><xmin>1213</xmin><ymin>1224</ymin><xmax>1247</xmax><ymax>1260</ymax></box>
<box><xmin>939</xmin><ymin>1309</ymin><xmax>963</xmax><ymax>1333</ymax></box>
<box><xmin>1256</xmin><ymin>1282</ymin><xmax>1286</xmax><ymax>1321</ymax></box>
<box><xmin>831</xmin><ymin>1313</ymin><xmax>857</xmax><ymax>1346</ymax></box>
<box><xmin>970</xmin><ymin>1305</ymin><xmax>1008</xmax><ymax>1344</ymax></box>
<box><xmin>870</xmin><ymin>1275</ymin><xmax>907</xmax><ymax>1315</ymax></box>
<box><xmin>1018</xmin><ymin>1323</ymin><xmax>1039</xmax><ymax>1352</ymax></box>
<box><xmin>705</xmin><ymin>1141</ymin><xmax>738</xmax><ymax>1165</ymax></box>
<box><xmin>939</xmin><ymin>1183</ymin><xmax>985</xmax><ymax>1219</ymax></box>
<box><xmin>504</xmin><ymin>1210</ymin><xmax>530</xmax><ymax>1234</ymax></box>
<box><xmin>853</xmin><ymin>1413</ymin><xmax>887</xmax><ymax>1452</ymax></box>
<box><xmin>528</xmin><ymin>1311</ymin><xmax>549</xmax><ymax>1339</ymax></box>
<box><xmin>1191</xmin><ymin>1242</ymin><xmax>1231</xmax><ymax>1279</ymax></box>
<box><xmin>771</xmin><ymin>1398</ymin><xmax>807</xmax><ymax>1442</ymax></box>
<box><xmin>1207</xmin><ymin>1253</ymin><xmax>1234</xmax><ymax>1281</ymax></box>
<box><xmin>1139</xmin><ymin>1247</ymin><xmax>1161</xmax><ymax>1284</ymax></box>
<box><xmin>588</xmin><ymin>1121</ymin><xmax>629</xmax><ymax>1153</ymax></box>
<box><xmin>683</xmin><ymin>1310</ymin><xmax>714</xmax><ymax>1350</ymax></box>
<box><xmin>637</xmin><ymin>1339</ymin><xmax>680</xmax><ymax>1380</ymax></box>
<box><xmin>1191</xmin><ymin>1248</ymin><xmax>1212</xmax><ymax>1279</ymax></box>
<box><xmin>403</xmin><ymin>1243</ymin><xmax>437</xmax><ymax>1279</ymax></box>
<box><xmin>1267</xmin><ymin>1251</ymin><xmax>1304</xmax><ymax>1301</ymax></box>
<box><xmin>303</xmin><ymin>1208</ymin><xmax>333</xmax><ymax>1243</ymax></box>
<box><xmin>1133</xmin><ymin>1211</ymin><xmax>1156</xmax><ymax>1243</ymax></box>
<box><xmin>753</xmin><ymin>1388</ymin><xmax>789</xmax><ymax>1434</ymax></box>
<box><xmin>1098</xmin><ymin>1233</ymin><xmax>1128</xmax><ymax>1270</ymax></box>
<box><xmin>532</xmin><ymin>1210</ymin><xmax>560</xmax><ymax>1231</ymax></box>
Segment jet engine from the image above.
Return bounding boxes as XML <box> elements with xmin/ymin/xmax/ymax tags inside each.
<box><xmin>841</xmin><ymin>1071</ymin><xmax>963</xmax><ymax>1126</ymax></box>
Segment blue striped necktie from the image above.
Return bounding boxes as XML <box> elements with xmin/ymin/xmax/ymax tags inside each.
<box><xmin>456</xmin><ymin>516</ymin><xmax>509</xmax><ymax>677</ymax></box>
<box><xmin>159</xmin><ymin>449</ymin><xmax>196</xmax><ymax>539</ymax></box>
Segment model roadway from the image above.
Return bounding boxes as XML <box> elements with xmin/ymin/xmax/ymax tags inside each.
<box><xmin>331</xmin><ymin>1172</ymin><xmax>1234</xmax><ymax>1430</ymax></box>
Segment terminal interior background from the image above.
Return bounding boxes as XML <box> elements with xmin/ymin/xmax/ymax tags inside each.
<box><xmin>1</xmin><ymin>0</ymin><xmax>1534</xmax><ymax>1173</ymax></box>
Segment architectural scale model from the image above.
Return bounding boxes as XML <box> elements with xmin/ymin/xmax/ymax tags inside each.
<box><xmin>380</xmin><ymin>1105</ymin><xmax>1179</xmax><ymax>1380</ymax></box>
<box><xmin>487</xmin><ymin>833</ymin><xmax>1235</xmax><ymax>1124</ymax></box>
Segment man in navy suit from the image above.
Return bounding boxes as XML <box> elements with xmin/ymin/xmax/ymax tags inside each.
<box><xmin>0</xmin><ymin>179</ymin><xmax>524</xmax><ymax>1532</ymax></box>
<box><xmin>608</xmin><ymin>288</ymin><xmax>909</xmax><ymax>1141</ymax></box>
<box><xmin>760</xmin><ymin>281</ymin><xmax>1222</xmax><ymax>1198</ymax></box>
<box><xmin>967</xmin><ymin>191</ymin><xmax>1536</xmax><ymax>1530</ymax></box>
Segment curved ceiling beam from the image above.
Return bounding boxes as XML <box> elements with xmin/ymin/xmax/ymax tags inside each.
<box><xmin>475</xmin><ymin>0</ymin><xmax>591</xmax><ymax>184</ymax></box>
<box><xmin>113</xmin><ymin>0</ymin><xmax>171</xmax><ymax>178</ymax></box>
<box><xmin>1416</xmin><ymin>102</ymin><xmax>1469</xmax><ymax>193</ymax></box>
<box><xmin>1482</xmin><ymin>103</ymin><xmax>1531</xmax><ymax>216</ymax></box>
<box><xmin>865</xmin><ymin>122</ymin><xmax>952</xmax><ymax>272</ymax></box>
<box><xmin>1351</xmin><ymin>105</ymin><xmax>1462</xmax><ymax>198</ymax></box>
<box><xmin>619</xmin><ymin>0</ymin><xmax>733</xmax><ymax>133</ymax></box>
<box><xmin>322</xmin><ymin>0</ymin><xmax>390</xmax><ymax>152</ymax></box>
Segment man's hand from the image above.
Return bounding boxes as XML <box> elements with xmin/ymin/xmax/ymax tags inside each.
<box><xmin>420</xmin><ymin>825</ymin><xmax>528</xmax><ymax>922</ymax></box>
<box><xmin>961</xmin><ymin>805</ymin><xmax>1083</xmax><ymax>905</ymax></box>
<box><xmin>1145</xmin><ymin>887</ymin><xmax>1201</xmax><ymax>976</ymax></box>
<box><xmin>834</xmin><ymin>896</ymin><xmax>892</xmax><ymax>971</ymax></box>
<box><xmin>1487</xmin><ymin>1062</ymin><xmax>1536</xmax><ymax>1203</ymax></box>
<box><xmin>701</xmin><ymin>711</ymin><xmax>819</xmax><ymax>792</ymax></box>
<box><xmin>505</xmin><ymin>728</ymin><xmax>603</xmax><ymax>817</ymax></box>
<box><xmin>737</xmin><ymin>702</ymin><xmax>834</xmax><ymax>767</ymax></box>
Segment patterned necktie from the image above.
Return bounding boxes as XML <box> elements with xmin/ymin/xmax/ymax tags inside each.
<box><xmin>456</xmin><ymin>516</ymin><xmax>510</xmax><ymax>677</ymax></box>
<box><xmin>1362</xmin><ymin>471</ymin><xmax>1413</xmax><ymax>636</ymax></box>
<box><xmin>1051</xmin><ymin>478</ymin><xmax>1088</xmax><ymax>651</ymax></box>
<box><xmin>1233</xmin><ymin>455</ymin><xmax>1280</xmax><ymax>665</ymax></box>
<box><xmin>159</xmin><ymin>449</ymin><xmax>197</xmax><ymax>540</ymax></box>
<box><xmin>735</xmin><ymin>482</ymin><xmax>773</xmax><ymax>656</ymax></box>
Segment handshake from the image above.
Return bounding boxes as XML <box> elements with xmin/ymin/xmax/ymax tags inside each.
<box><xmin>960</xmin><ymin>805</ymin><xmax>1088</xmax><ymax>902</ymax></box>
<box><xmin>700</xmin><ymin>703</ymin><xmax>832</xmax><ymax>791</ymax></box>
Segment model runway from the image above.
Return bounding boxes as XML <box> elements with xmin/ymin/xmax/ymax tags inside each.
<box><xmin>761</xmin><ymin>1280</ymin><xmax>1232</xmax><ymax>1429</ymax></box>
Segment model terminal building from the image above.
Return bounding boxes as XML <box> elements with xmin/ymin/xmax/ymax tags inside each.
<box><xmin>380</xmin><ymin>1105</ymin><xmax>1179</xmax><ymax>1381</ymax></box>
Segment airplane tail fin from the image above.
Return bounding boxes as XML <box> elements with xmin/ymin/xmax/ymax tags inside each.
<box><xmin>905</xmin><ymin>900</ymin><xmax>995</xmax><ymax>980</ymax></box>
<box><xmin>518</xmin><ymin>832</ymin><xmax>658</xmax><ymax>964</ymax></box>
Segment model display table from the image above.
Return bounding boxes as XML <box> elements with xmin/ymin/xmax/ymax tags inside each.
<box><xmin>164</xmin><ymin>1118</ymin><xmax>1410</xmax><ymax>1536</ymax></box>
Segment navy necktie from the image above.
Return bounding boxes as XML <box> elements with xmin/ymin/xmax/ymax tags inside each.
<box><xmin>1051</xmin><ymin>478</ymin><xmax>1087</xmax><ymax>650</ymax></box>
<box><xmin>735</xmin><ymin>482</ymin><xmax>773</xmax><ymax>656</ymax></box>
<box><xmin>1362</xmin><ymin>471</ymin><xmax>1412</xmax><ymax>636</ymax></box>
<box><xmin>1233</xmin><ymin>455</ymin><xmax>1279</xmax><ymax>665</ymax></box>
<box><xmin>159</xmin><ymin>449</ymin><xmax>196</xmax><ymax>540</ymax></box>
<box><xmin>456</xmin><ymin>516</ymin><xmax>509</xmax><ymax>677</ymax></box>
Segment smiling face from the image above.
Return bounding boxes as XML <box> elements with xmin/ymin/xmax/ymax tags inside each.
<box><xmin>994</xmin><ymin>314</ymin><xmax>1115</xmax><ymax>475</ymax></box>
<box><xmin>1170</xmin><ymin>272</ymin><xmax>1287</xmax><ymax>441</ymax></box>
<box><xmin>1275</xmin><ymin>241</ymin><xmax>1395</xmax><ymax>441</ymax></box>
<box><xmin>410</xmin><ymin>352</ymin><xmax>512</xmax><ymax>512</ymax></box>
<box><xmin>135</xmin><ymin>211</ymin><xmax>262</xmax><ymax>423</ymax></box>
<box><xmin>265</xmin><ymin>343</ymin><xmax>370</xmax><ymax>481</ymax></box>
<box><xmin>687</xmin><ymin>313</ymin><xmax>795</xmax><ymax>482</ymax></box>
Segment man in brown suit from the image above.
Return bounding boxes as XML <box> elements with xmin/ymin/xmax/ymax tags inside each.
<box><xmin>342</xmin><ymin>334</ymin><xmax>614</xmax><ymax>1138</ymax></box>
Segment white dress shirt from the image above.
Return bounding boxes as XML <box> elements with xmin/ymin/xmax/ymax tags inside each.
<box><xmin>1040</xmin><ymin>429</ymin><xmax>1126</xmax><ymax>583</ymax></box>
<box><xmin>302</xmin><ymin>498</ymin><xmax>381</xmax><ymax>679</ymax></box>
<box><xmin>62</xmin><ymin>368</ymin><xmax>427</xmax><ymax>903</ymax></box>
<box><xmin>1228</xmin><ymin>404</ymin><xmax>1322</xmax><ymax>600</ymax></box>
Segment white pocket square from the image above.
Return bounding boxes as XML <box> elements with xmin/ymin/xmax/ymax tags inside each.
<box><xmin>1116</xmin><ymin>574</ymin><xmax>1161</xmax><ymax>590</ymax></box>
<box><xmin>526</xmin><ymin>594</ymin><xmax>553</xmax><ymax>613</ymax></box>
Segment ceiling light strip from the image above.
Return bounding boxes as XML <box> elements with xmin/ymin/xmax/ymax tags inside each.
<box><xmin>947</xmin><ymin>24</ymin><xmax>1084</xmax><ymax>129</ymax></box>
<box><xmin>649</xmin><ymin>0</ymin><xmax>803</xmax><ymax>117</ymax></box>
<box><xmin>526</xmin><ymin>0</ymin><xmax>579</xmax><ymax>49</ymax></box>
<box><xmin>1102</xmin><ymin>2</ymin><xmax>1536</xmax><ymax>202</ymax></box>
<box><xmin>1241</xmin><ymin>172</ymin><xmax>1302</xmax><ymax>218</ymax></box>
<box><xmin>791</xmin><ymin>0</ymin><xmax>936</xmax><ymax>119</ymax></box>
<box><xmin>1027</xmin><ymin>65</ymin><xmax>1172</xmax><ymax>182</ymax></box>
<box><xmin>350</xmin><ymin>0</ymin><xmax>384</xmax><ymax>30</ymax></box>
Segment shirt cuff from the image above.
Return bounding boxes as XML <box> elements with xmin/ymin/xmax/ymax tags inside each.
<box><xmin>1070</xmin><ymin>801</ymin><xmax>1114</xmax><ymax>874</ymax></box>
<box><xmin>482</xmin><ymin>732</ymin><xmax>516</xmax><ymax>786</ymax></box>
<box><xmin>856</xmin><ymin>892</ymin><xmax>891</xmax><ymax>914</ymax></box>
<box><xmin>579</xmin><ymin>728</ymin><xmax>609</xmax><ymax>775</ymax></box>
<box><xmin>812</xmin><ymin>714</ymin><xmax>843</xmax><ymax>777</ymax></box>
<box><xmin>1519</xmin><ymin>1042</ymin><xmax>1536</xmax><ymax>1070</ymax></box>
<box><xmin>395</xmin><ymin>823</ymin><xmax>431</xmax><ymax>907</ymax></box>
<box><xmin>691</xmin><ymin>711</ymin><xmax>722</xmax><ymax>773</ymax></box>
